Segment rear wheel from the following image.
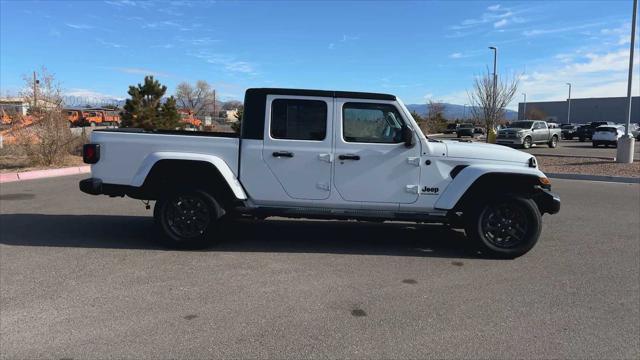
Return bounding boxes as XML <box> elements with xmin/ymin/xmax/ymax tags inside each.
<box><xmin>154</xmin><ymin>190</ymin><xmax>223</xmax><ymax>249</ymax></box>
<box><xmin>548</xmin><ymin>135</ymin><xmax>558</xmax><ymax>148</ymax></box>
<box><xmin>465</xmin><ymin>196</ymin><xmax>541</xmax><ymax>258</ymax></box>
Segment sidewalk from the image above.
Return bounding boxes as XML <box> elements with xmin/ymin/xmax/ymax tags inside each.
<box><xmin>0</xmin><ymin>166</ymin><xmax>90</xmax><ymax>183</ymax></box>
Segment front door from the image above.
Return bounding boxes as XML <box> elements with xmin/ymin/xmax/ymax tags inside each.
<box><xmin>333</xmin><ymin>100</ymin><xmax>421</xmax><ymax>204</ymax></box>
<box><xmin>262</xmin><ymin>96</ymin><xmax>333</xmax><ymax>200</ymax></box>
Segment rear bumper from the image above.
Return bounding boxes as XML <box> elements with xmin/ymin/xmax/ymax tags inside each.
<box><xmin>532</xmin><ymin>188</ymin><xmax>561</xmax><ymax>215</ymax></box>
<box><xmin>79</xmin><ymin>177</ymin><xmax>132</xmax><ymax>197</ymax></box>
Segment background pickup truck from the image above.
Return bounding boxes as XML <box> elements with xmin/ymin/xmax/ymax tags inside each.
<box><xmin>80</xmin><ymin>88</ymin><xmax>560</xmax><ymax>258</ymax></box>
<box><xmin>496</xmin><ymin>120</ymin><xmax>561</xmax><ymax>149</ymax></box>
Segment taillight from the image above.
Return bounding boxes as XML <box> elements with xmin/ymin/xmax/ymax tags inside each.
<box><xmin>83</xmin><ymin>144</ymin><xmax>100</xmax><ymax>164</ymax></box>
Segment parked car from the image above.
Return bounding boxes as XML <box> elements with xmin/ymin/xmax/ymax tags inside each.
<box><xmin>560</xmin><ymin>124</ymin><xmax>579</xmax><ymax>140</ymax></box>
<box><xmin>456</xmin><ymin>123</ymin><xmax>475</xmax><ymax>138</ymax></box>
<box><xmin>473</xmin><ymin>127</ymin><xmax>486</xmax><ymax>135</ymax></box>
<box><xmin>496</xmin><ymin>120</ymin><xmax>561</xmax><ymax>149</ymax></box>
<box><xmin>629</xmin><ymin>123</ymin><xmax>640</xmax><ymax>140</ymax></box>
<box><xmin>592</xmin><ymin>125</ymin><xmax>626</xmax><ymax>147</ymax></box>
<box><xmin>79</xmin><ymin>87</ymin><xmax>560</xmax><ymax>258</ymax></box>
<box><xmin>444</xmin><ymin>123</ymin><xmax>459</xmax><ymax>134</ymax></box>
<box><xmin>577</xmin><ymin>121</ymin><xmax>616</xmax><ymax>142</ymax></box>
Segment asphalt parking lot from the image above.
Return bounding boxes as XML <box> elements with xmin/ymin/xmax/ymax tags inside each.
<box><xmin>1</xmin><ymin>175</ymin><xmax>639</xmax><ymax>358</ymax></box>
<box><xmin>433</xmin><ymin>133</ymin><xmax>640</xmax><ymax>158</ymax></box>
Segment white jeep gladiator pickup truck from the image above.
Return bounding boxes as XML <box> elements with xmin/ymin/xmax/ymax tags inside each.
<box><xmin>80</xmin><ymin>88</ymin><xmax>560</xmax><ymax>258</ymax></box>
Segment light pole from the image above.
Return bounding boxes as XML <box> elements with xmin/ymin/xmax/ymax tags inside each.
<box><xmin>566</xmin><ymin>83</ymin><xmax>572</xmax><ymax>124</ymax></box>
<box><xmin>463</xmin><ymin>104</ymin><xmax>467</xmax><ymax>119</ymax></box>
<box><xmin>488</xmin><ymin>46</ymin><xmax>498</xmax><ymax>142</ymax></box>
<box><xmin>617</xmin><ymin>0</ymin><xmax>637</xmax><ymax>163</ymax></box>
<box><xmin>522</xmin><ymin>93</ymin><xmax>527</xmax><ymax>120</ymax></box>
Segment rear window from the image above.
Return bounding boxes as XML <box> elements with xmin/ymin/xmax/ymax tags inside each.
<box><xmin>598</xmin><ymin>127</ymin><xmax>618</xmax><ymax>132</ymax></box>
<box><xmin>270</xmin><ymin>99</ymin><xmax>327</xmax><ymax>141</ymax></box>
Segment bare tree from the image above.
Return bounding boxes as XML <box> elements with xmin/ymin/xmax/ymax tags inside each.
<box><xmin>427</xmin><ymin>100</ymin><xmax>446</xmax><ymax>122</ymax></box>
<box><xmin>222</xmin><ymin>100</ymin><xmax>243</xmax><ymax>110</ymax></box>
<box><xmin>174</xmin><ymin>80</ymin><xmax>216</xmax><ymax>116</ymax></box>
<box><xmin>467</xmin><ymin>68</ymin><xmax>519</xmax><ymax>142</ymax></box>
<box><xmin>16</xmin><ymin>67</ymin><xmax>73</xmax><ymax>166</ymax></box>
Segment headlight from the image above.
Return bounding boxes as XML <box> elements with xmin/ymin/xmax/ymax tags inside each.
<box><xmin>516</xmin><ymin>131</ymin><xmax>525</xmax><ymax>137</ymax></box>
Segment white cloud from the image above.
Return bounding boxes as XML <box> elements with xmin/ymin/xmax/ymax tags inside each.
<box><xmin>188</xmin><ymin>51</ymin><xmax>257</xmax><ymax>75</ymax></box>
<box><xmin>114</xmin><ymin>67</ymin><xmax>171</xmax><ymax>77</ymax></box>
<box><xmin>449</xmin><ymin>52</ymin><xmax>463</xmax><ymax>59</ymax></box>
<box><xmin>97</xmin><ymin>39</ymin><xmax>125</xmax><ymax>48</ymax></box>
<box><xmin>487</xmin><ymin>4</ymin><xmax>501</xmax><ymax>11</ymax></box>
<box><xmin>522</xmin><ymin>22</ymin><xmax>605</xmax><ymax>37</ymax></box>
<box><xmin>328</xmin><ymin>43</ymin><xmax>335</xmax><ymax>50</ymax></box>
<box><xmin>494</xmin><ymin>19</ymin><xmax>508</xmax><ymax>28</ymax></box>
<box><xmin>151</xmin><ymin>43</ymin><xmax>174</xmax><ymax>49</ymax></box>
<box><xmin>519</xmin><ymin>48</ymin><xmax>639</xmax><ymax>104</ymax></box>
<box><xmin>341</xmin><ymin>34</ymin><xmax>359</xmax><ymax>42</ymax></box>
<box><xmin>65</xmin><ymin>23</ymin><xmax>94</xmax><ymax>30</ymax></box>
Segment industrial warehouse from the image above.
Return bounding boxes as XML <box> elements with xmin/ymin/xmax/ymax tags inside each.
<box><xmin>518</xmin><ymin>96</ymin><xmax>640</xmax><ymax>123</ymax></box>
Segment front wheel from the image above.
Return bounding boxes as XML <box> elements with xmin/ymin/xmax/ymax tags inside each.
<box><xmin>465</xmin><ymin>196</ymin><xmax>542</xmax><ymax>258</ymax></box>
<box><xmin>154</xmin><ymin>190</ymin><xmax>223</xmax><ymax>249</ymax></box>
<box><xmin>522</xmin><ymin>136</ymin><xmax>532</xmax><ymax>149</ymax></box>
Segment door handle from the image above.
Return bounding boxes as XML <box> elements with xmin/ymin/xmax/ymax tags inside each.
<box><xmin>272</xmin><ymin>151</ymin><xmax>294</xmax><ymax>158</ymax></box>
<box><xmin>339</xmin><ymin>154</ymin><xmax>360</xmax><ymax>161</ymax></box>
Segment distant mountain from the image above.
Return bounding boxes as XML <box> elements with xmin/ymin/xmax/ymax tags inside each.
<box><xmin>405</xmin><ymin>103</ymin><xmax>517</xmax><ymax>121</ymax></box>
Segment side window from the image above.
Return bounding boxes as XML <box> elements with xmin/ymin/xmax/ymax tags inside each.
<box><xmin>270</xmin><ymin>99</ymin><xmax>327</xmax><ymax>141</ymax></box>
<box><xmin>343</xmin><ymin>102</ymin><xmax>405</xmax><ymax>143</ymax></box>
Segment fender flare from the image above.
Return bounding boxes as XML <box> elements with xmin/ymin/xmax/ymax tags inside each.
<box><xmin>130</xmin><ymin>152</ymin><xmax>247</xmax><ymax>200</ymax></box>
<box><xmin>434</xmin><ymin>164</ymin><xmax>546</xmax><ymax>210</ymax></box>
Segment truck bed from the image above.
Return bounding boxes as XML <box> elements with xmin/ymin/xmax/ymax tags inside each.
<box><xmin>90</xmin><ymin>128</ymin><xmax>240</xmax><ymax>186</ymax></box>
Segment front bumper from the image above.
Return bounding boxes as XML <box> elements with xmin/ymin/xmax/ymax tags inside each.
<box><xmin>532</xmin><ymin>188</ymin><xmax>561</xmax><ymax>215</ymax></box>
<box><xmin>496</xmin><ymin>138</ymin><xmax>524</xmax><ymax>145</ymax></box>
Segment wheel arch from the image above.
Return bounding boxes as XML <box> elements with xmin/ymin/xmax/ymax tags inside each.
<box><xmin>132</xmin><ymin>152</ymin><xmax>247</xmax><ymax>205</ymax></box>
<box><xmin>435</xmin><ymin>165</ymin><xmax>547</xmax><ymax>211</ymax></box>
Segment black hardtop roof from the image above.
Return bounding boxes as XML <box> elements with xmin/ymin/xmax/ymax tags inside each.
<box><xmin>246</xmin><ymin>88</ymin><xmax>396</xmax><ymax>101</ymax></box>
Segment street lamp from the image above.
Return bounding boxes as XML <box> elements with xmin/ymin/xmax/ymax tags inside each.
<box><xmin>617</xmin><ymin>0</ymin><xmax>637</xmax><ymax>163</ymax></box>
<box><xmin>566</xmin><ymin>83</ymin><xmax>572</xmax><ymax>124</ymax></box>
<box><xmin>463</xmin><ymin>104</ymin><xmax>468</xmax><ymax>119</ymax></box>
<box><xmin>522</xmin><ymin>93</ymin><xmax>527</xmax><ymax>120</ymax></box>
<box><xmin>488</xmin><ymin>46</ymin><xmax>498</xmax><ymax>143</ymax></box>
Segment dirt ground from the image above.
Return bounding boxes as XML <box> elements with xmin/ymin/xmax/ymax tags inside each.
<box><xmin>537</xmin><ymin>155</ymin><xmax>640</xmax><ymax>178</ymax></box>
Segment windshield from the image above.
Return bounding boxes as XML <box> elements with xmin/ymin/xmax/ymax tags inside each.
<box><xmin>508</xmin><ymin>121</ymin><xmax>534</xmax><ymax>129</ymax></box>
<box><xmin>561</xmin><ymin>124</ymin><xmax>574</xmax><ymax>129</ymax></box>
<box><xmin>459</xmin><ymin>123</ymin><xmax>473</xmax><ymax>128</ymax></box>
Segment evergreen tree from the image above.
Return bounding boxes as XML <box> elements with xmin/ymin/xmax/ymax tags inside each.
<box><xmin>121</xmin><ymin>76</ymin><xmax>181</xmax><ymax>130</ymax></box>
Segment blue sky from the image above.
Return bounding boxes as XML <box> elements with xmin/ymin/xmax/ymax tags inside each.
<box><xmin>1</xmin><ymin>0</ymin><xmax>637</xmax><ymax>107</ymax></box>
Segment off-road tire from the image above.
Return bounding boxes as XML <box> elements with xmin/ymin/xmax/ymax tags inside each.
<box><xmin>154</xmin><ymin>189</ymin><xmax>224</xmax><ymax>249</ymax></box>
<box><xmin>465</xmin><ymin>195</ymin><xmax>542</xmax><ymax>259</ymax></box>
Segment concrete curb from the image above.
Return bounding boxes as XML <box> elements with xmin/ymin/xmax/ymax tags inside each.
<box><xmin>0</xmin><ymin>166</ymin><xmax>90</xmax><ymax>183</ymax></box>
<box><xmin>547</xmin><ymin>172</ymin><xmax>640</xmax><ymax>184</ymax></box>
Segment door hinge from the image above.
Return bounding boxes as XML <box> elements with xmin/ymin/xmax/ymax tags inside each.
<box><xmin>405</xmin><ymin>185</ymin><xmax>419</xmax><ymax>194</ymax></box>
<box><xmin>407</xmin><ymin>157</ymin><xmax>421</xmax><ymax>166</ymax></box>
<box><xmin>317</xmin><ymin>182</ymin><xmax>330</xmax><ymax>191</ymax></box>
<box><xmin>318</xmin><ymin>153</ymin><xmax>333</xmax><ymax>163</ymax></box>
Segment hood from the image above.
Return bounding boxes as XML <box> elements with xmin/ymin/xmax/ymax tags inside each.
<box><xmin>443</xmin><ymin>140</ymin><xmax>533</xmax><ymax>165</ymax></box>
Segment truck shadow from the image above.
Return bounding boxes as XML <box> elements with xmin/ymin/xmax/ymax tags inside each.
<box><xmin>0</xmin><ymin>214</ymin><xmax>481</xmax><ymax>259</ymax></box>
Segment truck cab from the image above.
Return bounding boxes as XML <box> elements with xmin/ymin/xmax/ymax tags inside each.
<box><xmin>80</xmin><ymin>88</ymin><xmax>560</xmax><ymax>258</ymax></box>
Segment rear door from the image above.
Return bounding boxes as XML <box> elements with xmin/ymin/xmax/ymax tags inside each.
<box><xmin>262</xmin><ymin>95</ymin><xmax>334</xmax><ymax>200</ymax></box>
<box><xmin>532</xmin><ymin>121</ymin><xmax>548</xmax><ymax>142</ymax></box>
<box><xmin>332</xmin><ymin>100</ymin><xmax>421</xmax><ymax>204</ymax></box>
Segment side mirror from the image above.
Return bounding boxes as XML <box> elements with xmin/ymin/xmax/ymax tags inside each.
<box><xmin>401</xmin><ymin>125</ymin><xmax>415</xmax><ymax>148</ymax></box>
